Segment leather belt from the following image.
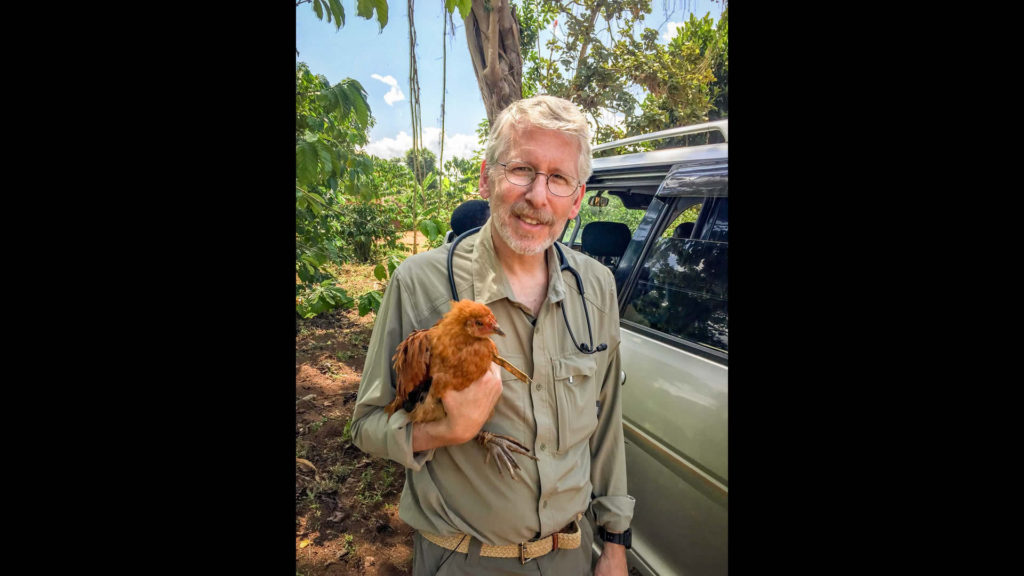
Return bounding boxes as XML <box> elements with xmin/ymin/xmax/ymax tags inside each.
<box><xmin>421</xmin><ymin>513</ymin><xmax>583</xmax><ymax>564</ymax></box>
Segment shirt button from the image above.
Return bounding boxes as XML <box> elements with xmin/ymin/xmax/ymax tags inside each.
<box><xmin>540</xmin><ymin>443</ymin><xmax>546</xmax><ymax>451</ymax></box>
<box><xmin>535</xmin><ymin>384</ymin><xmax>542</xmax><ymax>391</ymax></box>
<box><xmin>543</xmin><ymin>500</ymin><xmax>548</xmax><ymax>508</ymax></box>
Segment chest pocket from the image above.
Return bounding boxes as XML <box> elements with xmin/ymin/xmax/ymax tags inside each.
<box><xmin>496</xmin><ymin>353</ymin><xmax>531</xmax><ymax>426</ymax></box>
<box><xmin>553</xmin><ymin>355</ymin><xmax>599</xmax><ymax>453</ymax></box>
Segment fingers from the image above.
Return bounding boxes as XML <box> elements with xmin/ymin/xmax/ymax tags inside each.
<box><xmin>439</xmin><ymin>367</ymin><xmax>503</xmax><ymax>443</ymax></box>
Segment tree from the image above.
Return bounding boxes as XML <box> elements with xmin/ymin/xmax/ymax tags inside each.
<box><xmin>404</xmin><ymin>147</ymin><xmax>438</xmax><ymax>187</ymax></box>
<box><xmin>463</xmin><ymin>0</ymin><xmax>523</xmax><ymax>122</ymax></box>
<box><xmin>512</xmin><ymin>0</ymin><xmax>725</xmax><ymax>141</ymax></box>
<box><xmin>296</xmin><ymin>62</ymin><xmax>401</xmax><ymax>317</ymax></box>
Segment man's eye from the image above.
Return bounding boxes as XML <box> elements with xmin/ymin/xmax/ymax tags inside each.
<box><xmin>550</xmin><ymin>173</ymin><xmax>571</xmax><ymax>186</ymax></box>
<box><xmin>511</xmin><ymin>165</ymin><xmax>534</xmax><ymax>175</ymax></box>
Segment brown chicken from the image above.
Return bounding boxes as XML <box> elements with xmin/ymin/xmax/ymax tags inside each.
<box><xmin>387</xmin><ymin>299</ymin><xmax>538</xmax><ymax>478</ymax></box>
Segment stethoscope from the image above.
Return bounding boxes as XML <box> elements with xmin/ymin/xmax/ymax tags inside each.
<box><xmin>447</xmin><ymin>226</ymin><xmax>608</xmax><ymax>355</ymax></box>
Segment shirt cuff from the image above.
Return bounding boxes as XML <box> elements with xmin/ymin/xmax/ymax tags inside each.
<box><xmin>387</xmin><ymin>410</ymin><xmax>436</xmax><ymax>471</ymax></box>
<box><xmin>590</xmin><ymin>495</ymin><xmax>636</xmax><ymax>533</ymax></box>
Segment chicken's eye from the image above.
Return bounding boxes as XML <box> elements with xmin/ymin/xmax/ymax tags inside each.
<box><xmin>475</xmin><ymin>320</ymin><xmax>483</xmax><ymax>326</ymax></box>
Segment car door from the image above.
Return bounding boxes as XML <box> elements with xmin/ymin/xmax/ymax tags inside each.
<box><xmin>615</xmin><ymin>162</ymin><xmax>728</xmax><ymax>576</ymax></box>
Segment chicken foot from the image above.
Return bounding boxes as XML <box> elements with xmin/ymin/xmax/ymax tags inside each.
<box><xmin>476</xmin><ymin>430</ymin><xmax>539</xmax><ymax>480</ymax></box>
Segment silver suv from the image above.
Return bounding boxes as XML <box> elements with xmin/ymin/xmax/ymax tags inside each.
<box><xmin>567</xmin><ymin>121</ymin><xmax>728</xmax><ymax>576</ymax></box>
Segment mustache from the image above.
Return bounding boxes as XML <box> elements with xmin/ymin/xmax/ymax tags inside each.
<box><xmin>510</xmin><ymin>202</ymin><xmax>554</xmax><ymax>225</ymax></box>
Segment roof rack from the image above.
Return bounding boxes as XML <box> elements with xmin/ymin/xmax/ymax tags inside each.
<box><xmin>592</xmin><ymin>119</ymin><xmax>728</xmax><ymax>153</ymax></box>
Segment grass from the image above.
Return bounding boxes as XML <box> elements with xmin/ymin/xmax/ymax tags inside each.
<box><xmin>356</xmin><ymin>461</ymin><xmax>399</xmax><ymax>507</ymax></box>
<box><xmin>343</xmin><ymin>533</ymin><xmax>356</xmax><ymax>556</ymax></box>
<box><xmin>308</xmin><ymin>416</ymin><xmax>328</xmax><ymax>433</ymax></box>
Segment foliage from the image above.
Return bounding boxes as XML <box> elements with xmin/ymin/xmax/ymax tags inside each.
<box><xmin>296</xmin><ymin>280</ymin><xmax>355</xmax><ymax>319</ymax></box>
<box><xmin>299</xmin><ymin>0</ymin><xmax>389</xmax><ymax>32</ymax></box>
<box><xmin>515</xmin><ymin>0</ymin><xmax>727</xmax><ymax>144</ymax></box>
<box><xmin>404</xmin><ymin>147</ymin><xmax>438</xmax><ymax>187</ymax></box>
<box><xmin>338</xmin><ymin>200</ymin><xmax>402</xmax><ymax>263</ymax></box>
<box><xmin>474</xmin><ymin>117</ymin><xmax>490</xmax><ymax>160</ymax></box>
<box><xmin>296</xmin><ymin>61</ymin><xmax>398</xmax><ymax>318</ymax></box>
<box><xmin>681</xmin><ymin>7</ymin><xmax>727</xmax><ymax>120</ymax></box>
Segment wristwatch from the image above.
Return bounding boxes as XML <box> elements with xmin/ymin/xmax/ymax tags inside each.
<box><xmin>598</xmin><ymin>526</ymin><xmax>632</xmax><ymax>549</ymax></box>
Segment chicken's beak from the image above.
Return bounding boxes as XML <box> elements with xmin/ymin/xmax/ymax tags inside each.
<box><xmin>492</xmin><ymin>324</ymin><xmax>505</xmax><ymax>336</ymax></box>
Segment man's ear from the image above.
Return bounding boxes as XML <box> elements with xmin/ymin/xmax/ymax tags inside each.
<box><xmin>479</xmin><ymin>160</ymin><xmax>491</xmax><ymax>199</ymax></box>
<box><xmin>568</xmin><ymin>184</ymin><xmax>586</xmax><ymax>219</ymax></box>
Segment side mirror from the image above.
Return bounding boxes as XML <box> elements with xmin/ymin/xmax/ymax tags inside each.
<box><xmin>588</xmin><ymin>195</ymin><xmax>609</xmax><ymax>208</ymax></box>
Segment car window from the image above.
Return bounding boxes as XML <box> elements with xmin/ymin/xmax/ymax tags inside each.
<box><xmin>561</xmin><ymin>190</ymin><xmax>645</xmax><ymax>246</ymax></box>
<box><xmin>622</xmin><ymin>198</ymin><xmax>728</xmax><ymax>353</ymax></box>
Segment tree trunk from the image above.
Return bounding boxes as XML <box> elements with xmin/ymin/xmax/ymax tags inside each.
<box><xmin>464</xmin><ymin>0</ymin><xmax>523</xmax><ymax>122</ymax></box>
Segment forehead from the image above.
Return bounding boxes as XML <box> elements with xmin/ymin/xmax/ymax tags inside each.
<box><xmin>507</xmin><ymin>126</ymin><xmax>579</xmax><ymax>172</ymax></box>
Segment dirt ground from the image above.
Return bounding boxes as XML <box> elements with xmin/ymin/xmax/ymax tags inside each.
<box><xmin>296</xmin><ymin>232</ymin><xmax>429</xmax><ymax>576</ymax></box>
<box><xmin>296</xmin><ymin>305</ymin><xmax>414</xmax><ymax>576</ymax></box>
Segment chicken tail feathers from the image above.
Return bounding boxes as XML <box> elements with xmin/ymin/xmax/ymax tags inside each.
<box><xmin>390</xmin><ymin>329</ymin><xmax>432</xmax><ymax>415</ymax></box>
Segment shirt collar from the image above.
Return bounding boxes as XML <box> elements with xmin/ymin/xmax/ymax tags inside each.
<box><xmin>470</xmin><ymin>219</ymin><xmax>568</xmax><ymax>306</ymax></box>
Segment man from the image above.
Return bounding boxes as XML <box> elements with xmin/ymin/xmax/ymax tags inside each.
<box><xmin>352</xmin><ymin>95</ymin><xmax>634</xmax><ymax>575</ymax></box>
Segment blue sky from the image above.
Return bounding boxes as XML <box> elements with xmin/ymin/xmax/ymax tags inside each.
<box><xmin>295</xmin><ymin>0</ymin><xmax>724</xmax><ymax>163</ymax></box>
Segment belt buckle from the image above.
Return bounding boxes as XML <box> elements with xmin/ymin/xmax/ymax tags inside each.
<box><xmin>519</xmin><ymin>542</ymin><xmax>532</xmax><ymax>564</ymax></box>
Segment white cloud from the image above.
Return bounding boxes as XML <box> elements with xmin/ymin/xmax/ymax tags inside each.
<box><xmin>370</xmin><ymin>74</ymin><xmax>405</xmax><ymax>106</ymax></box>
<box><xmin>663</xmin><ymin>21</ymin><xmax>684</xmax><ymax>42</ymax></box>
<box><xmin>422</xmin><ymin>127</ymin><xmax>480</xmax><ymax>163</ymax></box>
<box><xmin>364</xmin><ymin>131</ymin><xmax>413</xmax><ymax>160</ymax></box>
<box><xmin>363</xmin><ymin>128</ymin><xmax>481</xmax><ymax>165</ymax></box>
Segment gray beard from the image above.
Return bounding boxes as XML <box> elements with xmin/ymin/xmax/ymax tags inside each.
<box><xmin>492</xmin><ymin>212</ymin><xmax>556</xmax><ymax>256</ymax></box>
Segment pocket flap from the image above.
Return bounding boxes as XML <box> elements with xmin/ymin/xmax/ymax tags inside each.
<box><xmin>554</xmin><ymin>355</ymin><xmax>598</xmax><ymax>382</ymax></box>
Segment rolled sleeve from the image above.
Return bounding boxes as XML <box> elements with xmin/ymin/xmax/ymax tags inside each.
<box><xmin>587</xmin><ymin>282</ymin><xmax>635</xmax><ymax>532</ymax></box>
<box><xmin>351</xmin><ymin>268</ymin><xmax>436</xmax><ymax>471</ymax></box>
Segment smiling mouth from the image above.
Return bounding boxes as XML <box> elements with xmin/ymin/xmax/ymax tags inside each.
<box><xmin>518</xmin><ymin>215</ymin><xmax>542</xmax><ymax>225</ymax></box>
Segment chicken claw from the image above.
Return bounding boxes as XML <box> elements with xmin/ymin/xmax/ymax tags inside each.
<box><xmin>476</xmin><ymin>430</ymin><xmax>539</xmax><ymax>480</ymax></box>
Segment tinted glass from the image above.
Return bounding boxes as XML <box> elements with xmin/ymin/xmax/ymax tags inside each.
<box><xmin>622</xmin><ymin>199</ymin><xmax>728</xmax><ymax>353</ymax></box>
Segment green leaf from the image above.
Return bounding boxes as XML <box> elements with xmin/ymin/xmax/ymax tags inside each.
<box><xmin>358</xmin><ymin>291</ymin><xmax>383</xmax><ymax>316</ymax></box>
<box><xmin>447</xmin><ymin>0</ymin><xmax>471</xmax><ymax>22</ymax></box>
<box><xmin>312</xmin><ymin>0</ymin><xmax>324</xmax><ymax>21</ymax></box>
<box><xmin>373</xmin><ymin>263</ymin><xmax>387</xmax><ymax>281</ymax></box>
<box><xmin>296</xmin><ymin>142</ymin><xmax>318</xmax><ymax>188</ymax></box>
<box><xmin>338</xmin><ymin>80</ymin><xmax>370</xmax><ymax>128</ymax></box>
<box><xmin>328</xmin><ymin>0</ymin><xmax>346</xmax><ymax>29</ymax></box>
<box><xmin>305</xmin><ymin>191</ymin><xmax>326</xmax><ymax>207</ymax></box>
<box><xmin>387</xmin><ymin>255</ymin><xmax>401</xmax><ymax>276</ymax></box>
<box><xmin>418</xmin><ymin>219</ymin><xmax>439</xmax><ymax>241</ymax></box>
<box><xmin>356</xmin><ymin>0</ymin><xmax>388</xmax><ymax>30</ymax></box>
<box><xmin>421</xmin><ymin>171</ymin><xmax>436</xmax><ymax>190</ymax></box>
<box><xmin>316</xmin><ymin>141</ymin><xmax>333</xmax><ymax>176</ymax></box>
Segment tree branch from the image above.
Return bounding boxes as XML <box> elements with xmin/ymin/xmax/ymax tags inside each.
<box><xmin>484</xmin><ymin>0</ymin><xmax>501</xmax><ymax>87</ymax></box>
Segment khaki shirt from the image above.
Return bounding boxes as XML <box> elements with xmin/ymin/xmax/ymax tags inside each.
<box><xmin>352</xmin><ymin>220</ymin><xmax>634</xmax><ymax>545</ymax></box>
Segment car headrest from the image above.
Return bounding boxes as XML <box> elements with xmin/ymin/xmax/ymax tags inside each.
<box><xmin>581</xmin><ymin>221</ymin><xmax>631</xmax><ymax>257</ymax></box>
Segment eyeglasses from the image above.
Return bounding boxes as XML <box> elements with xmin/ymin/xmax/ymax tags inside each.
<box><xmin>497</xmin><ymin>161</ymin><xmax>581</xmax><ymax>197</ymax></box>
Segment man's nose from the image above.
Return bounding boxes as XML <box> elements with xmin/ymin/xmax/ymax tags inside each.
<box><xmin>523</xmin><ymin>174</ymin><xmax>549</xmax><ymax>204</ymax></box>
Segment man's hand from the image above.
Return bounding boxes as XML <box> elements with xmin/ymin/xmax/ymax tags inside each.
<box><xmin>594</xmin><ymin>541</ymin><xmax>628</xmax><ymax>576</ymax></box>
<box><xmin>411</xmin><ymin>363</ymin><xmax>502</xmax><ymax>451</ymax></box>
<box><xmin>439</xmin><ymin>362</ymin><xmax>503</xmax><ymax>442</ymax></box>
